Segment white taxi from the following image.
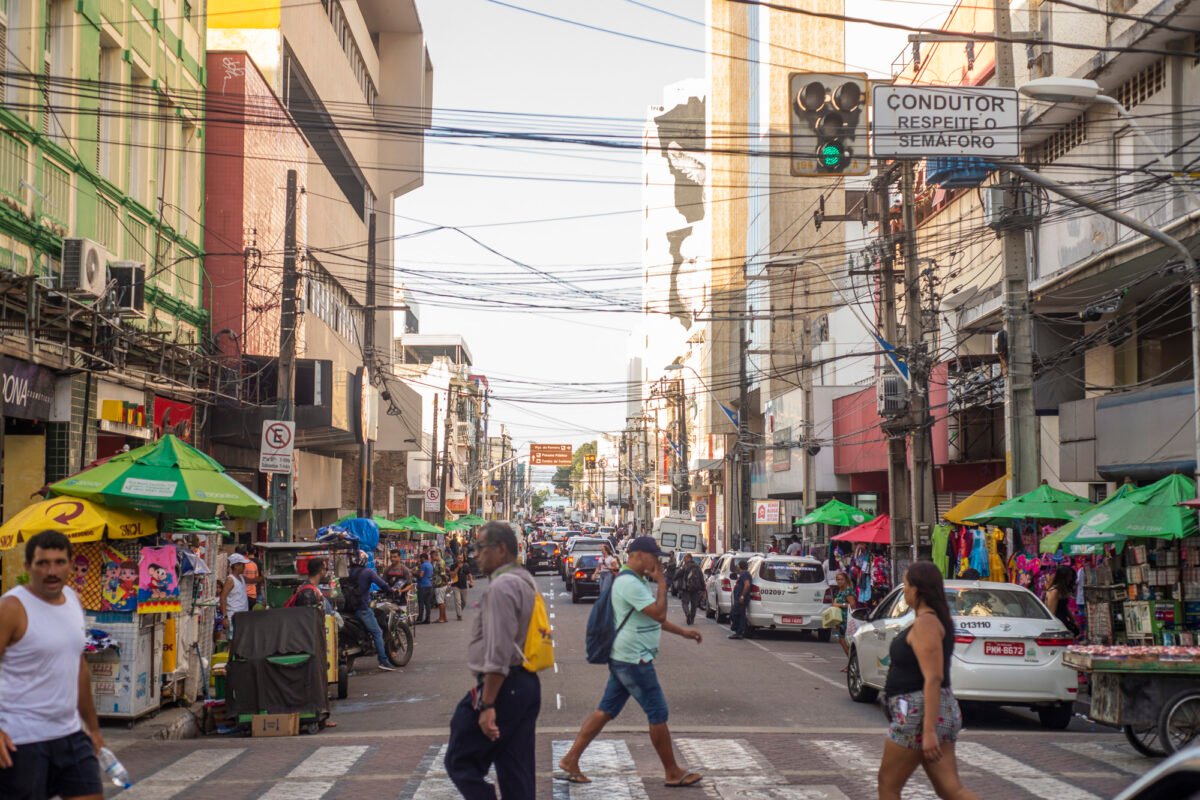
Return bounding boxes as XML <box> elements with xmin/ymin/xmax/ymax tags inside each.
<box><xmin>846</xmin><ymin>580</ymin><xmax>1078</xmax><ymax>729</ymax></box>
<box><xmin>744</xmin><ymin>556</ymin><xmax>833</xmax><ymax>641</ymax></box>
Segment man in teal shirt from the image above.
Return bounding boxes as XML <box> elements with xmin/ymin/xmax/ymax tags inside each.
<box><xmin>557</xmin><ymin>537</ymin><xmax>703</xmax><ymax>788</ymax></box>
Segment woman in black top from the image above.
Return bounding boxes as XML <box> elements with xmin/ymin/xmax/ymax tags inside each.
<box><xmin>1045</xmin><ymin>565</ymin><xmax>1080</xmax><ymax>638</ymax></box>
<box><xmin>879</xmin><ymin>561</ymin><xmax>977</xmax><ymax>800</ymax></box>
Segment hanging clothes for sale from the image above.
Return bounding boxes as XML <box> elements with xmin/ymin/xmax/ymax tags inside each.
<box><xmin>969</xmin><ymin>529</ymin><xmax>990</xmax><ymax>577</ymax></box>
<box><xmin>931</xmin><ymin>524</ymin><xmax>952</xmax><ymax>577</ymax></box>
<box><xmin>985</xmin><ymin>528</ymin><xmax>1007</xmax><ymax>582</ymax></box>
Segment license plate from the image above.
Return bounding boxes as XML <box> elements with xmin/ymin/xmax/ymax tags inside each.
<box><xmin>781</xmin><ymin>615</ymin><xmax>805</xmax><ymax>624</ymax></box>
<box><xmin>984</xmin><ymin>641</ymin><xmax>1025</xmax><ymax>657</ymax></box>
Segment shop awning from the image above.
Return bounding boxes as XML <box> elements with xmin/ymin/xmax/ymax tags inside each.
<box><xmin>944</xmin><ymin>475</ymin><xmax>1008</xmax><ymax>525</ymax></box>
<box><xmin>831</xmin><ymin>514</ymin><xmax>891</xmax><ymax>544</ymax></box>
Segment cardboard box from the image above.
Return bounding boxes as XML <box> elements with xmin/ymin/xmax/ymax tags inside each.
<box><xmin>251</xmin><ymin>713</ymin><xmax>299</xmax><ymax>737</ymax></box>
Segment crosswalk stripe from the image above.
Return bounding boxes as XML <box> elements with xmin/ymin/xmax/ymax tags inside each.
<box><xmin>676</xmin><ymin>738</ymin><xmax>856</xmax><ymax>799</ymax></box>
<box><xmin>811</xmin><ymin>739</ymin><xmax>939</xmax><ymax>800</ymax></box>
<box><xmin>398</xmin><ymin>743</ymin><xmax>496</xmax><ymax>800</ymax></box>
<box><xmin>957</xmin><ymin>742</ymin><xmax>1102</xmax><ymax>800</ymax></box>
<box><xmin>1055</xmin><ymin>741</ymin><xmax>1153</xmax><ymax>775</ymax></box>
<box><xmin>552</xmin><ymin>739</ymin><xmax>648</xmax><ymax>800</ymax></box>
<box><xmin>676</xmin><ymin>738</ymin><xmax>772</xmax><ymax>774</ymax></box>
<box><xmin>116</xmin><ymin>749</ymin><xmax>245</xmax><ymax>800</ymax></box>
<box><xmin>257</xmin><ymin>781</ymin><xmax>335</xmax><ymax>800</ymax></box>
<box><xmin>285</xmin><ymin>745</ymin><xmax>369</xmax><ymax>778</ymax></box>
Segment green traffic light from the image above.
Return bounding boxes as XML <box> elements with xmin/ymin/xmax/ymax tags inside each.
<box><xmin>821</xmin><ymin>142</ymin><xmax>846</xmax><ymax>169</ymax></box>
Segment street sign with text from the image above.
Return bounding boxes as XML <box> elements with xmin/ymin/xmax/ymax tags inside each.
<box><xmin>424</xmin><ymin>486</ymin><xmax>441</xmax><ymax>512</ymax></box>
<box><xmin>530</xmin><ymin>443</ymin><xmax>573</xmax><ymax>466</ymax></box>
<box><xmin>259</xmin><ymin>420</ymin><xmax>295</xmax><ymax>474</ymax></box>
<box><xmin>871</xmin><ymin>86</ymin><xmax>1019</xmax><ymax>159</ymax></box>
<box><xmin>754</xmin><ymin>500</ymin><xmax>781</xmax><ymax>525</ymax></box>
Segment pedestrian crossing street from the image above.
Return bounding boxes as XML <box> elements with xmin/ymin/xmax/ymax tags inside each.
<box><xmin>111</xmin><ymin>733</ymin><xmax>1154</xmax><ymax>800</ymax></box>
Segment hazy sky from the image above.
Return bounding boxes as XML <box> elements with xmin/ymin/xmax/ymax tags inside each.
<box><xmin>394</xmin><ymin>0</ymin><xmax>950</xmax><ymax>472</ymax></box>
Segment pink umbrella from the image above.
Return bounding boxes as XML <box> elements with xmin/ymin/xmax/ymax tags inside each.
<box><xmin>831</xmin><ymin>514</ymin><xmax>891</xmax><ymax>544</ymax></box>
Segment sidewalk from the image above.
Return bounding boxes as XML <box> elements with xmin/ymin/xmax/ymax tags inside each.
<box><xmin>102</xmin><ymin>703</ymin><xmax>202</xmax><ymax>751</ymax></box>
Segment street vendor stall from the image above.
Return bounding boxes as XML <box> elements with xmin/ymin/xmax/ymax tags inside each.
<box><xmin>1065</xmin><ymin>645</ymin><xmax>1200</xmax><ymax>756</ymax></box>
<box><xmin>44</xmin><ymin>435</ymin><xmax>270</xmax><ymax>722</ymax></box>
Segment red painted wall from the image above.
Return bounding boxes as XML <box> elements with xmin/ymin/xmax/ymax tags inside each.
<box><xmin>833</xmin><ymin>386</ymin><xmax>889</xmax><ymax>475</ymax></box>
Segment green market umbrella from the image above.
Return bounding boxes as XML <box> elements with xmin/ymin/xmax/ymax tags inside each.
<box><xmin>49</xmin><ymin>435</ymin><xmax>271</xmax><ymax>521</ymax></box>
<box><xmin>393</xmin><ymin>515</ymin><xmax>445</xmax><ymax>535</ymax></box>
<box><xmin>963</xmin><ymin>483</ymin><xmax>1092</xmax><ymax>525</ymax></box>
<box><xmin>795</xmin><ymin>499</ymin><xmax>874</xmax><ymax>528</ymax></box>
<box><xmin>456</xmin><ymin>514</ymin><xmax>487</xmax><ymax>527</ymax></box>
<box><xmin>1067</xmin><ymin>474</ymin><xmax>1197</xmax><ymax>542</ymax></box>
<box><xmin>1040</xmin><ymin>483</ymin><xmax>1138</xmax><ymax>554</ymax></box>
<box><xmin>336</xmin><ymin>514</ymin><xmax>410</xmax><ymax>532</ymax></box>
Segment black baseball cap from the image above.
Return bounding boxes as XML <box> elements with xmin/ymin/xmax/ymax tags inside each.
<box><xmin>626</xmin><ymin>536</ymin><xmax>663</xmax><ymax>557</ymax></box>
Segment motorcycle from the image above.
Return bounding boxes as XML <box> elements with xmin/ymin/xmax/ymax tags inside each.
<box><xmin>335</xmin><ymin>586</ymin><xmax>415</xmax><ymax>699</ymax></box>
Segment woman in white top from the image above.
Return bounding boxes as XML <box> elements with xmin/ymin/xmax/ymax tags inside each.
<box><xmin>592</xmin><ymin>545</ymin><xmax>620</xmax><ymax>593</ymax></box>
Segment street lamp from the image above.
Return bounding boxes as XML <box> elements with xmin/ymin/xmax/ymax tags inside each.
<box><xmin>1013</xmin><ymin>78</ymin><xmax>1200</xmax><ymax>497</ymax></box>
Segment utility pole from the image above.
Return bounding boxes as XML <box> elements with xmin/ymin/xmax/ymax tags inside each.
<box><xmin>428</xmin><ymin>391</ymin><xmax>438</xmax><ymax>521</ymax></box>
<box><xmin>439</xmin><ymin>384</ymin><xmax>454</xmax><ymax>525</ymax></box>
<box><xmin>269</xmin><ymin>169</ymin><xmax>299</xmax><ymax>542</ymax></box>
<box><xmin>800</xmin><ymin>278</ymin><xmax>816</xmax><ymax>522</ymax></box>
<box><xmin>676</xmin><ymin>380</ymin><xmax>690</xmax><ymax>514</ymax></box>
<box><xmin>901</xmin><ymin>161</ymin><xmax>934</xmax><ymax>563</ymax></box>
<box><xmin>738</xmin><ymin>318</ymin><xmax>752</xmax><ymax>550</ymax></box>
<box><xmin>993</xmin><ymin>0</ymin><xmax>1039</xmax><ymax>497</ymax></box>
<box><xmin>877</xmin><ymin>171</ymin><xmax>911</xmax><ymax>579</ymax></box>
<box><xmin>359</xmin><ymin>212</ymin><xmax>377</xmax><ymax>518</ymax></box>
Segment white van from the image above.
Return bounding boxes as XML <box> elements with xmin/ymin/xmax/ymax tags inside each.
<box><xmin>652</xmin><ymin>516</ymin><xmax>704</xmax><ymax>555</ymax></box>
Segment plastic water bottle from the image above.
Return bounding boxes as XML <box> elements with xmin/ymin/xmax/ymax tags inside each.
<box><xmin>99</xmin><ymin>747</ymin><xmax>132</xmax><ymax>789</ymax></box>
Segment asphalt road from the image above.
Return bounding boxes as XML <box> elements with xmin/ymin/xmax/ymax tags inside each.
<box><xmin>105</xmin><ymin>570</ymin><xmax>1160</xmax><ymax>799</ymax></box>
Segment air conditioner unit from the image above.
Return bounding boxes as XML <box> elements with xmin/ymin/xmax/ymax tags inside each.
<box><xmin>877</xmin><ymin>373</ymin><xmax>910</xmax><ymax>418</ymax></box>
<box><xmin>61</xmin><ymin>238</ymin><xmax>108</xmax><ymax>298</ymax></box>
<box><xmin>108</xmin><ymin>261</ymin><xmax>146</xmax><ymax>314</ymax></box>
<box><xmin>455</xmin><ymin>421</ymin><xmax>472</xmax><ymax>441</ymax></box>
<box><xmin>982</xmin><ymin>186</ymin><xmax>1040</xmax><ymax>232</ymax></box>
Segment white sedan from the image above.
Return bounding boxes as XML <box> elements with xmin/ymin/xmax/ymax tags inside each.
<box><xmin>846</xmin><ymin>580</ymin><xmax>1079</xmax><ymax>729</ymax></box>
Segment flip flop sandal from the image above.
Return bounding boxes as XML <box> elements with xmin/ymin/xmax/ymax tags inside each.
<box><xmin>665</xmin><ymin>773</ymin><xmax>703</xmax><ymax>788</ymax></box>
<box><xmin>556</xmin><ymin>772</ymin><xmax>592</xmax><ymax>784</ymax></box>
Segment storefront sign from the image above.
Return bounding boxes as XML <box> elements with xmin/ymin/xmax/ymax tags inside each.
<box><xmin>154</xmin><ymin>397</ymin><xmax>194</xmax><ymax>442</ymax></box>
<box><xmin>1</xmin><ymin>357</ymin><xmax>55</xmax><ymax>420</ymax></box>
<box><xmin>754</xmin><ymin>500</ymin><xmax>781</xmax><ymax>525</ymax></box>
<box><xmin>447</xmin><ymin>497</ymin><xmax>468</xmax><ymax>513</ymax></box>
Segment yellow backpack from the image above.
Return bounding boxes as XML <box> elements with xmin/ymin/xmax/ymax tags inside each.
<box><xmin>522</xmin><ymin>590</ymin><xmax>555</xmax><ymax>672</ymax></box>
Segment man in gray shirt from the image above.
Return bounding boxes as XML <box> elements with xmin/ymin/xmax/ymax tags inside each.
<box><xmin>445</xmin><ymin>522</ymin><xmax>540</xmax><ymax>799</ymax></box>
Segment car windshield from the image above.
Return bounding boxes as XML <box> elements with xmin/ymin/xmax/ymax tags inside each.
<box><xmin>576</xmin><ymin>555</ymin><xmax>601</xmax><ymax>569</ymax></box>
<box><xmin>531</xmin><ymin>543</ymin><xmax>556</xmax><ymax>554</ymax></box>
<box><xmin>947</xmin><ymin>587</ymin><xmax>1051</xmax><ymax>619</ymax></box>
<box><xmin>759</xmin><ymin>561</ymin><xmax>825</xmax><ymax>583</ymax></box>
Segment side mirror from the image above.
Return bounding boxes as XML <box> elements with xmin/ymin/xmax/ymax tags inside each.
<box><xmin>851</xmin><ymin>608</ymin><xmax>870</xmax><ymax>622</ymax></box>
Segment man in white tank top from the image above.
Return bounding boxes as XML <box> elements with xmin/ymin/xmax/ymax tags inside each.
<box><xmin>0</xmin><ymin>530</ymin><xmax>104</xmax><ymax>800</ymax></box>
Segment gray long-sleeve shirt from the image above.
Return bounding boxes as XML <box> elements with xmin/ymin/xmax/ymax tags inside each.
<box><xmin>467</xmin><ymin>565</ymin><xmax>536</xmax><ymax>677</ymax></box>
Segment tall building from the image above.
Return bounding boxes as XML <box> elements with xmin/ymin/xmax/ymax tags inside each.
<box><xmin>0</xmin><ymin>0</ymin><xmax>212</xmax><ymax>589</ymax></box>
<box><xmin>203</xmin><ymin>0</ymin><xmax>432</xmax><ymax>532</ymax></box>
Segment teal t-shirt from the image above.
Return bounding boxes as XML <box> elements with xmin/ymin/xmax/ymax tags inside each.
<box><xmin>610</xmin><ymin>568</ymin><xmax>661</xmax><ymax>664</ymax></box>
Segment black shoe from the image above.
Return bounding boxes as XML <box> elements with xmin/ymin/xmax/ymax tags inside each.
<box><xmin>728</xmin><ymin>634</ymin><xmax>744</xmax><ymax>639</ymax></box>
<box><xmin>378</xmin><ymin>662</ymin><xmax>397</xmax><ymax>672</ymax></box>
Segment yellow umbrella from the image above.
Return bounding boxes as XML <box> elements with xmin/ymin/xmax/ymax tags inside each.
<box><xmin>0</xmin><ymin>497</ymin><xmax>157</xmax><ymax>551</ymax></box>
<box><xmin>944</xmin><ymin>474</ymin><xmax>1009</xmax><ymax>525</ymax></box>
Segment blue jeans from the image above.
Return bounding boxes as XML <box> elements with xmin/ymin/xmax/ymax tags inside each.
<box><xmin>355</xmin><ymin>607</ymin><xmax>391</xmax><ymax>666</ymax></box>
<box><xmin>598</xmin><ymin>659</ymin><xmax>669</xmax><ymax>724</ymax></box>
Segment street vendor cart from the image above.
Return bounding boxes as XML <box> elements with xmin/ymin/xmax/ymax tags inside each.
<box><xmin>1065</xmin><ymin>646</ymin><xmax>1200</xmax><ymax>756</ymax></box>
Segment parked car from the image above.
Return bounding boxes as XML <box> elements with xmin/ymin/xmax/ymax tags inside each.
<box><xmin>846</xmin><ymin>580</ymin><xmax>1078</xmax><ymax>729</ymax></box>
<box><xmin>525</xmin><ymin>540</ymin><xmax>560</xmax><ymax>574</ymax></box>
<box><xmin>704</xmin><ymin>551</ymin><xmax>760</xmax><ymax>623</ymax></box>
<box><xmin>743</xmin><ymin>555</ymin><xmax>832</xmax><ymax>639</ymax></box>
<box><xmin>570</xmin><ymin>554</ymin><xmax>603</xmax><ymax>603</ymax></box>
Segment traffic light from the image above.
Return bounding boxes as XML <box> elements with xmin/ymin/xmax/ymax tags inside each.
<box><xmin>584</xmin><ymin>453</ymin><xmax>596</xmax><ymax>469</ymax></box>
<box><xmin>789</xmin><ymin>73</ymin><xmax>869</xmax><ymax>177</ymax></box>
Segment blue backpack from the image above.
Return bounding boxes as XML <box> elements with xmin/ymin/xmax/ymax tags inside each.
<box><xmin>585</xmin><ymin>572</ymin><xmax>638</xmax><ymax>664</ymax></box>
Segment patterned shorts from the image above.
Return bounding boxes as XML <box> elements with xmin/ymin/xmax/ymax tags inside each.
<box><xmin>885</xmin><ymin>688</ymin><xmax>962</xmax><ymax>751</ymax></box>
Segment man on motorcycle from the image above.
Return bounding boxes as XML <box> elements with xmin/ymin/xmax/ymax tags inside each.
<box><xmin>347</xmin><ymin>551</ymin><xmax>398</xmax><ymax>672</ymax></box>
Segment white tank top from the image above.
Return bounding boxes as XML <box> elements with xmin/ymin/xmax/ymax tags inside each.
<box><xmin>0</xmin><ymin>586</ymin><xmax>86</xmax><ymax>745</ymax></box>
<box><xmin>226</xmin><ymin>574</ymin><xmax>249</xmax><ymax>614</ymax></box>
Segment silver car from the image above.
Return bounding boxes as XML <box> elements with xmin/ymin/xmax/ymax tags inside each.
<box><xmin>704</xmin><ymin>551</ymin><xmax>760</xmax><ymax>623</ymax></box>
